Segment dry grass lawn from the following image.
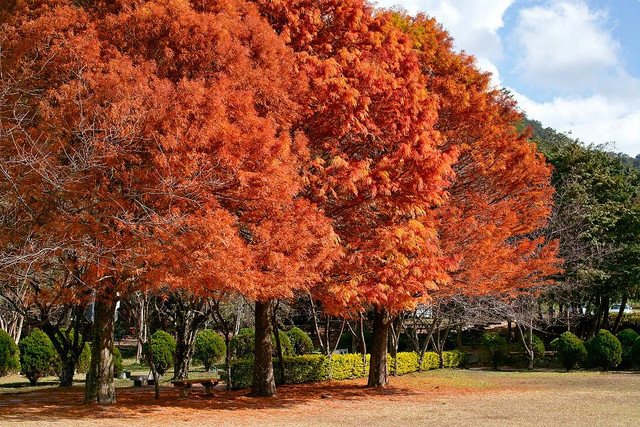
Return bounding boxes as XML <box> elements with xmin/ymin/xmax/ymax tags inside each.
<box><xmin>1</xmin><ymin>369</ymin><xmax>639</xmax><ymax>426</ymax></box>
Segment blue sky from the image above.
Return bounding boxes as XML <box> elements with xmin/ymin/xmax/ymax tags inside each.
<box><xmin>373</xmin><ymin>0</ymin><xmax>640</xmax><ymax>156</ymax></box>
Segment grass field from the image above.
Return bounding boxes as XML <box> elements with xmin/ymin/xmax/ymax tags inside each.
<box><xmin>1</xmin><ymin>369</ymin><xmax>639</xmax><ymax>426</ymax></box>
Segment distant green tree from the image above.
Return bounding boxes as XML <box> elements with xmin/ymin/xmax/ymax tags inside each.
<box><xmin>526</xmin><ymin>129</ymin><xmax>640</xmax><ymax>336</ymax></box>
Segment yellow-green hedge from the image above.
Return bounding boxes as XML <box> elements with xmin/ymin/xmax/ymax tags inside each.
<box><xmin>231</xmin><ymin>351</ymin><xmax>463</xmax><ymax>389</ymax></box>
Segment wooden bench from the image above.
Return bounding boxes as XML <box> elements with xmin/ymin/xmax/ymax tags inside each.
<box><xmin>131</xmin><ymin>374</ymin><xmax>159</xmax><ymax>387</ymax></box>
<box><xmin>171</xmin><ymin>378</ymin><xmax>220</xmax><ymax>396</ymax></box>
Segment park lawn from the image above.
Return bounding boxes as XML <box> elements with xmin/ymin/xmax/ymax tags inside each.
<box><xmin>1</xmin><ymin>369</ymin><xmax>639</xmax><ymax>426</ymax></box>
<box><xmin>0</xmin><ymin>358</ymin><xmax>219</xmax><ymax>394</ymax></box>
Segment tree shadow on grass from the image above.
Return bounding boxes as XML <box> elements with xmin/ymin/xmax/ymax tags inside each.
<box><xmin>0</xmin><ymin>379</ymin><xmax>420</xmax><ymax>423</ymax></box>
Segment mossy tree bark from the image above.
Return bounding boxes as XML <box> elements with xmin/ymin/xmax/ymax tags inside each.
<box><xmin>84</xmin><ymin>298</ymin><xmax>116</xmax><ymax>404</ymax></box>
<box><xmin>251</xmin><ymin>300</ymin><xmax>276</xmax><ymax>397</ymax></box>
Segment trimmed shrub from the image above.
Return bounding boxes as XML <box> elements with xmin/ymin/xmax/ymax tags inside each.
<box><xmin>230</xmin><ymin>328</ymin><xmax>293</xmax><ymax>359</ymax></box>
<box><xmin>585</xmin><ymin>329</ymin><xmax>622</xmax><ymax>370</ymax></box>
<box><xmin>19</xmin><ymin>329</ymin><xmax>59</xmax><ymax>385</ymax></box>
<box><xmin>387</xmin><ymin>351</ymin><xmax>463</xmax><ymax>374</ymax></box>
<box><xmin>144</xmin><ymin>330</ymin><xmax>176</xmax><ymax>375</ymax></box>
<box><xmin>331</xmin><ymin>353</ymin><xmax>369</xmax><ymax>379</ymax></box>
<box><xmin>287</xmin><ymin>327</ymin><xmax>313</xmax><ymax>355</ymax></box>
<box><xmin>481</xmin><ymin>332</ymin><xmax>508</xmax><ymax>369</ymax></box>
<box><xmin>194</xmin><ymin>330</ymin><xmax>226</xmax><ymax>371</ymax></box>
<box><xmin>443</xmin><ymin>350</ymin><xmax>467</xmax><ymax>368</ymax></box>
<box><xmin>630</xmin><ymin>337</ymin><xmax>640</xmax><ymax>367</ymax></box>
<box><xmin>284</xmin><ymin>354</ymin><xmax>328</xmax><ymax>383</ymax></box>
<box><xmin>0</xmin><ymin>330</ymin><xmax>20</xmax><ymax>376</ymax></box>
<box><xmin>76</xmin><ymin>343</ymin><xmax>91</xmax><ymax>374</ymax></box>
<box><xmin>421</xmin><ymin>352</ymin><xmax>440</xmax><ymax>370</ymax></box>
<box><xmin>389</xmin><ymin>352</ymin><xmax>419</xmax><ymax>375</ymax></box>
<box><xmin>113</xmin><ymin>347</ymin><xmax>124</xmax><ymax>377</ymax></box>
<box><xmin>230</xmin><ymin>351</ymin><xmax>462</xmax><ymax>389</ymax></box>
<box><xmin>274</xmin><ymin>330</ymin><xmax>294</xmax><ymax>357</ymax></box>
<box><xmin>616</xmin><ymin>328</ymin><xmax>639</xmax><ymax>368</ymax></box>
<box><xmin>552</xmin><ymin>331</ymin><xmax>587</xmax><ymax>371</ymax></box>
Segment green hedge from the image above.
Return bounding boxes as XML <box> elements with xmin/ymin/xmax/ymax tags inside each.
<box><xmin>331</xmin><ymin>353</ymin><xmax>369</xmax><ymax>380</ymax></box>
<box><xmin>230</xmin><ymin>351</ymin><xmax>462</xmax><ymax>389</ymax></box>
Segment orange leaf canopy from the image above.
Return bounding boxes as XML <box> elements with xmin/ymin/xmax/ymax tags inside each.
<box><xmin>0</xmin><ymin>0</ymin><xmax>338</xmax><ymax>303</ymax></box>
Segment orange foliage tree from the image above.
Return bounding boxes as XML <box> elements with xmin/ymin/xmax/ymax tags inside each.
<box><xmin>1</xmin><ymin>0</ymin><xmax>338</xmax><ymax>401</ymax></box>
<box><xmin>252</xmin><ymin>0</ymin><xmax>458</xmax><ymax>387</ymax></box>
<box><xmin>392</xmin><ymin>13</ymin><xmax>561</xmax><ymax>299</ymax></box>
<box><xmin>252</xmin><ymin>1</ymin><xmax>561</xmax><ymax>387</ymax></box>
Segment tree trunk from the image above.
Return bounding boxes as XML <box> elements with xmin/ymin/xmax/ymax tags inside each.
<box><xmin>251</xmin><ymin>300</ymin><xmax>276</xmax><ymax>397</ymax></box>
<box><xmin>271</xmin><ymin>303</ymin><xmax>286</xmax><ymax>385</ymax></box>
<box><xmin>172</xmin><ymin>308</ymin><xmax>198</xmax><ymax>380</ymax></box>
<box><xmin>173</xmin><ymin>337</ymin><xmax>195</xmax><ymax>380</ymax></box>
<box><xmin>417</xmin><ymin>318</ymin><xmax>439</xmax><ymax>372</ymax></box>
<box><xmin>136</xmin><ymin>297</ymin><xmax>145</xmax><ymax>363</ymax></box>
<box><xmin>84</xmin><ymin>298</ymin><xmax>116</xmax><ymax>404</ymax></box>
<box><xmin>367</xmin><ymin>307</ymin><xmax>391</xmax><ymax>388</ymax></box>
<box><xmin>600</xmin><ymin>295</ymin><xmax>610</xmax><ymax>331</ymax></box>
<box><xmin>612</xmin><ymin>294</ymin><xmax>628</xmax><ymax>333</ymax></box>
<box><xmin>359</xmin><ymin>315</ymin><xmax>367</xmax><ymax>376</ymax></box>
<box><xmin>59</xmin><ymin>356</ymin><xmax>76</xmax><ymax>387</ymax></box>
<box><xmin>224</xmin><ymin>332</ymin><xmax>232</xmax><ymax>391</ymax></box>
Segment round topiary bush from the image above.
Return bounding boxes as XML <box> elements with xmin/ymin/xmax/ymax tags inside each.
<box><xmin>0</xmin><ymin>330</ymin><xmax>20</xmax><ymax>376</ymax></box>
<box><xmin>113</xmin><ymin>347</ymin><xmax>124</xmax><ymax>377</ymax></box>
<box><xmin>287</xmin><ymin>327</ymin><xmax>313</xmax><ymax>355</ymax></box>
<box><xmin>585</xmin><ymin>329</ymin><xmax>622</xmax><ymax>370</ymax></box>
<box><xmin>76</xmin><ymin>342</ymin><xmax>91</xmax><ymax>374</ymax></box>
<box><xmin>144</xmin><ymin>330</ymin><xmax>176</xmax><ymax>375</ymax></box>
<box><xmin>552</xmin><ymin>331</ymin><xmax>587</xmax><ymax>371</ymax></box>
<box><xmin>194</xmin><ymin>330</ymin><xmax>226</xmax><ymax>371</ymax></box>
<box><xmin>274</xmin><ymin>329</ymin><xmax>294</xmax><ymax>357</ymax></box>
<box><xmin>18</xmin><ymin>329</ymin><xmax>59</xmax><ymax>385</ymax></box>
<box><xmin>230</xmin><ymin>328</ymin><xmax>293</xmax><ymax>359</ymax></box>
<box><xmin>616</xmin><ymin>328</ymin><xmax>639</xmax><ymax>368</ymax></box>
<box><xmin>481</xmin><ymin>332</ymin><xmax>508</xmax><ymax>369</ymax></box>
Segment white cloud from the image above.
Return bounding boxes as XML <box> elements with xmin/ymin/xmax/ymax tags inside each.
<box><xmin>372</xmin><ymin>0</ymin><xmax>640</xmax><ymax>156</ymax></box>
<box><xmin>374</xmin><ymin>0</ymin><xmax>513</xmax><ymax>61</ymax></box>
<box><xmin>513</xmin><ymin>90</ymin><xmax>640</xmax><ymax>155</ymax></box>
<box><xmin>373</xmin><ymin>1</ymin><xmax>511</xmax><ymax>88</ymax></box>
<box><xmin>513</xmin><ymin>1</ymin><xmax>620</xmax><ymax>93</ymax></box>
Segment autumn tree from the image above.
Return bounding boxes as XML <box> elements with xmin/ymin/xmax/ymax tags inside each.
<box><xmin>252</xmin><ymin>0</ymin><xmax>457</xmax><ymax>387</ymax></box>
<box><xmin>95</xmin><ymin>0</ymin><xmax>340</xmax><ymax>397</ymax></box>
<box><xmin>3</xmin><ymin>0</ymin><xmax>341</xmax><ymax>400</ymax></box>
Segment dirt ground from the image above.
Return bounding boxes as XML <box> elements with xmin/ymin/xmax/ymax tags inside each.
<box><xmin>1</xmin><ymin>369</ymin><xmax>639</xmax><ymax>426</ymax></box>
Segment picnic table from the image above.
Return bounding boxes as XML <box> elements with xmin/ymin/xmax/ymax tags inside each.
<box><xmin>171</xmin><ymin>378</ymin><xmax>222</xmax><ymax>396</ymax></box>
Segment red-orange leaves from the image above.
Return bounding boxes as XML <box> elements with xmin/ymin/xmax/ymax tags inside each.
<box><xmin>1</xmin><ymin>0</ymin><xmax>339</xmax><ymax>312</ymax></box>
<box><xmin>253</xmin><ymin>0</ymin><xmax>456</xmax><ymax>315</ymax></box>
<box><xmin>393</xmin><ymin>13</ymin><xmax>562</xmax><ymax>298</ymax></box>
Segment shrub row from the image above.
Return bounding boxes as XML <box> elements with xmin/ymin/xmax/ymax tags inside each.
<box><xmin>230</xmin><ymin>351</ymin><xmax>463</xmax><ymax>389</ymax></box>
